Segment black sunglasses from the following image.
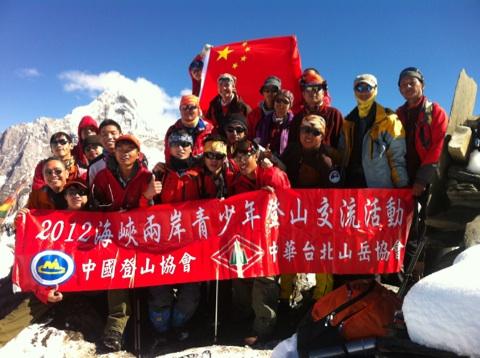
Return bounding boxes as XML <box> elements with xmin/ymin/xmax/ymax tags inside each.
<box><xmin>171</xmin><ymin>141</ymin><xmax>192</xmax><ymax>148</ymax></box>
<box><xmin>44</xmin><ymin>168</ymin><xmax>64</xmax><ymax>176</ymax></box>
<box><xmin>226</xmin><ymin>126</ymin><xmax>246</xmax><ymax>134</ymax></box>
<box><xmin>300</xmin><ymin>126</ymin><xmax>322</xmax><ymax>137</ymax></box>
<box><xmin>66</xmin><ymin>188</ymin><xmax>88</xmax><ymax>196</ymax></box>
<box><xmin>181</xmin><ymin>105</ymin><xmax>198</xmax><ymax>111</ymax></box>
<box><xmin>303</xmin><ymin>83</ymin><xmax>327</xmax><ymax>93</ymax></box>
<box><xmin>275</xmin><ymin>98</ymin><xmax>290</xmax><ymax>105</ymax></box>
<box><xmin>51</xmin><ymin>139</ymin><xmax>69</xmax><ymax>146</ymax></box>
<box><xmin>355</xmin><ymin>83</ymin><xmax>374</xmax><ymax>93</ymax></box>
<box><xmin>204</xmin><ymin>151</ymin><xmax>226</xmax><ymax>160</ymax></box>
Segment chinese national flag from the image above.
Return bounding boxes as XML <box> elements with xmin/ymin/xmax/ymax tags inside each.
<box><xmin>199</xmin><ymin>35</ymin><xmax>303</xmax><ymax>113</ymax></box>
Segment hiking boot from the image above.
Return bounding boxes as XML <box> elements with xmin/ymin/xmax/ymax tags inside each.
<box><xmin>102</xmin><ymin>330</ymin><xmax>122</xmax><ymax>351</ymax></box>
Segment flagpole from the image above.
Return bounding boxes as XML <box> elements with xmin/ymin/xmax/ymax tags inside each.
<box><xmin>214</xmin><ymin>265</ymin><xmax>219</xmax><ymax>343</ymax></box>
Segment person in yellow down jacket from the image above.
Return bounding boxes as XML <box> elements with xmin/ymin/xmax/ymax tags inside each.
<box><xmin>339</xmin><ymin>74</ymin><xmax>408</xmax><ymax>188</ymax></box>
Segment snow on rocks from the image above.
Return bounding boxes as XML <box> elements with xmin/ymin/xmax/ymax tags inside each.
<box><xmin>403</xmin><ymin>244</ymin><xmax>480</xmax><ymax>356</ymax></box>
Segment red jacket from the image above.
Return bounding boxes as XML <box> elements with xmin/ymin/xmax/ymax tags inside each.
<box><xmin>163</xmin><ymin>118</ymin><xmax>214</xmax><ymax>164</ymax></box>
<box><xmin>90</xmin><ymin>158</ymin><xmax>151</xmax><ymax>211</ymax></box>
<box><xmin>232</xmin><ymin>166</ymin><xmax>291</xmax><ymax>194</ymax></box>
<box><xmin>396</xmin><ymin>96</ymin><xmax>448</xmax><ymax>185</ymax></box>
<box><xmin>198</xmin><ymin>159</ymin><xmax>239</xmax><ymax>199</ymax></box>
<box><xmin>158</xmin><ymin>167</ymin><xmax>202</xmax><ymax>204</ymax></box>
<box><xmin>72</xmin><ymin>116</ymin><xmax>99</xmax><ymax>168</ymax></box>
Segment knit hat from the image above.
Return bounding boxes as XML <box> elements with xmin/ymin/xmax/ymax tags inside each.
<box><xmin>82</xmin><ymin>135</ymin><xmax>103</xmax><ymax>152</ymax></box>
<box><xmin>217</xmin><ymin>73</ymin><xmax>236</xmax><ymax>84</ymax></box>
<box><xmin>259</xmin><ymin>76</ymin><xmax>281</xmax><ymax>94</ymax></box>
<box><xmin>224</xmin><ymin>113</ymin><xmax>248</xmax><ymax>131</ymax></box>
<box><xmin>275</xmin><ymin>89</ymin><xmax>294</xmax><ymax>105</ymax></box>
<box><xmin>398</xmin><ymin>67</ymin><xmax>424</xmax><ymax>85</ymax></box>
<box><xmin>180</xmin><ymin>94</ymin><xmax>200</xmax><ymax>107</ymax></box>
<box><xmin>354</xmin><ymin>74</ymin><xmax>378</xmax><ymax>88</ymax></box>
<box><xmin>168</xmin><ymin>129</ymin><xmax>194</xmax><ymax>147</ymax></box>
<box><xmin>115</xmin><ymin>134</ymin><xmax>141</xmax><ymax>151</ymax></box>
<box><xmin>300</xmin><ymin>68</ymin><xmax>325</xmax><ymax>88</ymax></box>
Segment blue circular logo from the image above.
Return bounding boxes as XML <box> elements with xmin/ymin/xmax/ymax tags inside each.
<box><xmin>31</xmin><ymin>250</ymin><xmax>74</xmax><ymax>286</ymax></box>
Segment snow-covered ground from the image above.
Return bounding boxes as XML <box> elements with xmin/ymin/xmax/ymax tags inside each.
<box><xmin>403</xmin><ymin>244</ymin><xmax>480</xmax><ymax>356</ymax></box>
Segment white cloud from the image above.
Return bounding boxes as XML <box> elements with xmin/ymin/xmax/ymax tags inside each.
<box><xmin>59</xmin><ymin>70</ymin><xmax>181</xmax><ymax>140</ymax></box>
<box><xmin>15</xmin><ymin>67</ymin><xmax>41</xmax><ymax>78</ymax></box>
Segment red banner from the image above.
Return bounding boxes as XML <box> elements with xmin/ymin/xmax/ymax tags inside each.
<box><xmin>199</xmin><ymin>35</ymin><xmax>303</xmax><ymax>114</ymax></box>
<box><xmin>13</xmin><ymin>189</ymin><xmax>413</xmax><ymax>293</ymax></box>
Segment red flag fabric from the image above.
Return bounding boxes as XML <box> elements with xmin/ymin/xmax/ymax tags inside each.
<box><xmin>199</xmin><ymin>35</ymin><xmax>303</xmax><ymax>114</ymax></box>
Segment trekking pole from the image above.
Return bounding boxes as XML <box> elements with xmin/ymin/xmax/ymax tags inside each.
<box><xmin>214</xmin><ymin>266</ymin><xmax>219</xmax><ymax>344</ymax></box>
<box><xmin>397</xmin><ymin>198</ymin><xmax>426</xmax><ymax>298</ymax></box>
<box><xmin>133</xmin><ymin>289</ymin><xmax>142</xmax><ymax>357</ymax></box>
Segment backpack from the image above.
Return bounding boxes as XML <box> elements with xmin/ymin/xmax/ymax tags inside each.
<box><xmin>296</xmin><ymin>279</ymin><xmax>401</xmax><ymax>356</ymax></box>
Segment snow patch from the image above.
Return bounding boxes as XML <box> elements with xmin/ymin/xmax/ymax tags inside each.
<box><xmin>403</xmin><ymin>244</ymin><xmax>480</xmax><ymax>356</ymax></box>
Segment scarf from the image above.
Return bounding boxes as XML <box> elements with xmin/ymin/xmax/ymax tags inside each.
<box><xmin>355</xmin><ymin>87</ymin><xmax>378</xmax><ymax>118</ymax></box>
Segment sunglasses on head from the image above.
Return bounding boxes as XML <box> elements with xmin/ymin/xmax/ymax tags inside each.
<box><xmin>171</xmin><ymin>141</ymin><xmax>192</xmax><ymax>148</ymax></box>
<box><xmin>300</xmin><ymin>126</ymin><xmax>322</xmax><ymax>137</ymax></box>
<box><xmin>51</xmin><ymin>139</ymin><xmax>69</xmax><ymax>146</ymax></box>
<box><xmin>226</xmin><ymin>126</ymin><xmax>246</xmax><ymax>134</ymax></box>
<box><xmin>204</xmin><ymin>151</ymin><xmax>226</xmax><ymax>160</ymax></box>
<box><xmin>45</xmin><ymin>168</ymin><xmax>64</xmax><ymax>176</ymax></box>
<box><xmin>66</xmin><ymin>188</ymin><xmax>87</xmax><ymax>196</ymax></box>
<box><xmin>355</xmin><ymin>83</ymin><xmax>374</xmax><ymax>93</ymax></box>
<box><xmin>181</xmin><ymin>105</ymin><xmax>197</xmax><ymax>111</ymax></box>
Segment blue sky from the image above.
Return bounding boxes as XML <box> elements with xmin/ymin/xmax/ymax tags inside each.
<box><xmin>0</xmin><ymin>0</ymin><xmax>479</xmax><ymax>132</ymax></box>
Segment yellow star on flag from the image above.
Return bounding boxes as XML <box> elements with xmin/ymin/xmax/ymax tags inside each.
<box><xmin>242</xmin><ymin>42</ymin><xmax>248</xmax><ymax>47</ymax></box>
<box><xmin>217</xmin><ymin>46</ymin><xmax>233</xmax><ymax>61</ymax></box>
<box><xmin>241</xmin><ymin>55</ymin><xmax>247</xmax><ymax>62</ymax></box>
<box><xmin>232</xmin><ymin>63</ymin><xmax>238</xmax><ymax>69</ymax></box>
<box><xmin>245</xmin><ymin>47</ymin><xmax>251</xmax><ymax>52</ymax></box>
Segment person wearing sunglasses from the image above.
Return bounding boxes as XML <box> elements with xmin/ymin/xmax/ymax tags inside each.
<box><xmin>32</xmin><ymin>132</ymin><xmax>87</xmax><ymax>191</ymax></box>
<box><xmin>230</xmin><ymin>138</ymin><xmax>290</xmax><ymax>346</ymax></box>
<box><xmin>148</xmin><ymin>128</ymin><xmax>202</xmax><ymax>348</ymax></box>
<box><xmin>222</xmin><ymin>113</ymin><xmax>249</xmax><ymax>158</ymax></box>
<box><xmin>279</xmin><ymin>114</ymin><xmax>343</xmax><ymax>312</ymax></box>
<box><xmin>82</xmin><ymin>134</ymin><xmax>103</xmax><ymax>164</ymax></box>
<box><xmin>164</xmin><ymin>94</ymin><xmax>213</xmax><ymax>165</ymax></box>
<box><xmin>255</xmin><ymin>89</ymin><xmax>295</xmax><ymax>156</ymax></box>
<box><xmin>1</xmin><ymin>175</ymin><xmax>91</xmax><ymax>348</ymax></box>
<box><xmin>205</xmin><ymin>73</ymin><xmax>250</xmax><ymax>135</ymax></box>
<box><xmin>247</xmin><ymin>76</ymin><xmax>281</xmax><ymax>138</ymax></box>
<box><xmin>288</xmin><ymin>68</ymin><xmax>344</xmax><ymax>151</ymax></box>
<box><xmin>339</xmin><ymin>73</ymin><xmax>408</xmax><ymax>189</ymax></box>
<box><xmin>72</xmin><ymin>115</ymin><xmax>99</xmax><ymax>169</ymax></box>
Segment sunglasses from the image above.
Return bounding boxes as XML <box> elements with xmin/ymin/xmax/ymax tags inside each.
<box><xmin>44</xmin><ymin>168</ymin><xmax>64</xmax><ymax>176</ymax></box>
<box><xmin>171</xmin><ymin>141</ymin><xmax>192</xmax><ymax>148</ymax></box>
<box><xmin>226</xmin><ymin>126</ymin><xmax>246</xmax><ymax>134</ymax></box>
<box><xmin>303</xmin><ymin>84</ymin><xmax>326</xmax><ymax>93</ymax></box>
<box><xmin>300</xmin><ymin>126</ymin><xmax>322</xmax><ymax>137</ymax></box>
<box><xmin>66</xmin><ymin>188</ymin><xmax>87</xmax><ymax>196</ymax></box>
<box><xmin>263</xmin><ymin>87</ymin><xmax>278</xmax><ymax>94</ymax></box>
<box><xmin>181</xmin><ymin>105</ymin><xmax>198</xmax><ymax>111</ymax></box>
<box><xmin>204</xmin><ymin>151</ymin><xmax>226</xmax><ymax>160</ymax></box>
<box><xmin>51</xmin><ymin>139</ymin><xmax>69</xmax><ymax>146</ymax></box>
<box><xmin>354</xmin><ymin>83</ymin><xmax>375</xmax><ymax>93</ymax></box>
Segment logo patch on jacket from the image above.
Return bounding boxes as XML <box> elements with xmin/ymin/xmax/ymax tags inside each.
<box><xmin>31</xmin><ymin>250</ymin><xmax>74</xmax><ymax>286</ymax></box>
<box><xmin>329</xmin><ymin>169</ymin><xmax>341</xmax><ymax>184</ymax></box>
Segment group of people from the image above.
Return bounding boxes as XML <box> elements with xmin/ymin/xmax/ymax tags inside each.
<box><xmin>0</xmin><ymin>63</ymin><xmax>448</xmax><ymax>353</ymax></box>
